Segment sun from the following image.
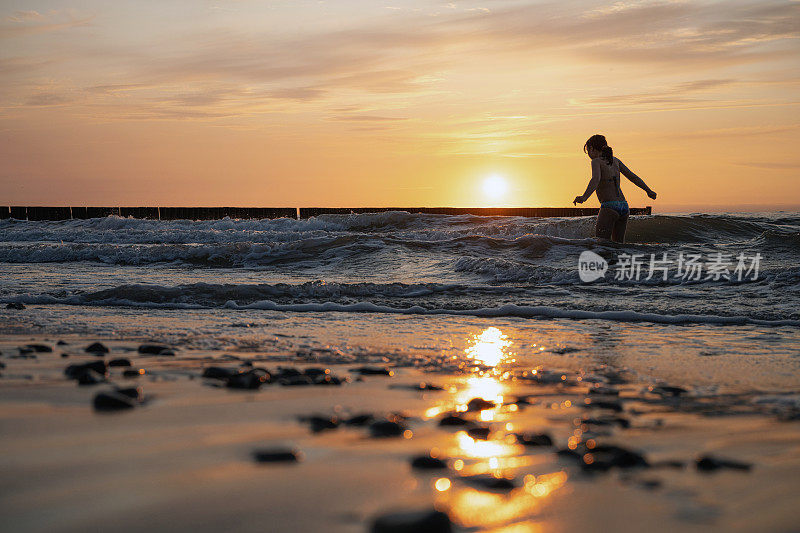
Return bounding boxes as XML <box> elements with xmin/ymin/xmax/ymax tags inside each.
<box><xmin>482</xmin><ymin>175</ymin><xmax>508</xmax><ymax>200</ymax></box>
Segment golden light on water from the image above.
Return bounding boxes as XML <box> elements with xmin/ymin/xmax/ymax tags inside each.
<box><xmin>456</xmin><ymin>376</ymin><xmax>505</xmax><ymax>409</ymax></box>
<box><xmin>465</xmin><ymin>326</ymin><xmax>512</xmax><ymax>368</ymax></box>
<box><xmin>455</xmin><ymin>431</ymin><xmax>520</xmax><ymax>460</ymax></box>
<box><xmin>435</xmin><ymin>478</ymin><xmax>452</xmax><ymax>492</ymax></box>
<box><xmin>437</xmin><ymin>471</ymin><xmax>567</xmax><ymax>529</ymax></box>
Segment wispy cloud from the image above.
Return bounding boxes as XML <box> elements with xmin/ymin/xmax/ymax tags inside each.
<box><xmin>2</xmin><ymin>0</ymin><xmax>798</xmax><ymax>122</ymax></box>
<box><xmin>571</xmin><ymin>79</ymin><xmax>739</xmax><ymax>107</ymax></box>
<box><xmin>0</xmin><ymin>10</ymin><xmax>92</xmax><ymax>38</ymax></box>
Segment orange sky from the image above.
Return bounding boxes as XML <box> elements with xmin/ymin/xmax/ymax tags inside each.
<box><xmin>1</xmin><ymin>1</ymin><xmax>799</xmax><ymax>210</ymax></box>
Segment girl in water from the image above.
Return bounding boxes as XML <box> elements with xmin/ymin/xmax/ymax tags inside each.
<box><xmin>573</xmin><ymin>134</ymin><xmax>657</xmax><ymax>243</ymax></box>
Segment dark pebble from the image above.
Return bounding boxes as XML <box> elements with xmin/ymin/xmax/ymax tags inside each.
<box><xmin>410</xmin><ymin>455</ymin><xmax>448</xmax><ymax>469</ymax></box>
<box><xmin>583</xmin><ymin>398</ymin><xmax>623</xmax><ymax>412</ymax></box>
<box><xmin>589</xmin><ymin>386</ymin><xmax>619</xmax><ymax>396</ymax></box>
<box><xmin>280</xmin><ymin>375</ymin><xmax>313</xmax><ymax>386</ymax></box>
<box><xmin>463</xmin><ymin>474</ymin><xmax>517</xmax><ymax>491</ymax></box>
<box><xmin>345</xmin><ymin>413</ymin><xmax>374</xmax><ymax>426</ymax></box>
<box><xmin>202</xmin><ymin>366</ymin><xmax>239</xmax><ymax>380</ymax></box>
<box><xmin>395</xmin><ymin>382</ymin><xmax>444</xmax><ymax>391</ymax></box>
<box><xmin>6</xmin><ymin>302</ymin><xmax>26</xmax><ymax>310</ymax></box>
<box><xmin>651</xmin><ymin>459</ymin><xmax>686</xmax><ymax>469</ymax></box>
<box><xmin>252</xmin><ymin>447</ymin><xmax>301</xmax><ymax>463</ymax></box>
<box><xmin>369</xmin><ymin>420</ymin><xmax>406</xmax><ymax>438</ymax></box>
<box><xmin>65</xmin><ymin>361</ymin><xmax>107</xmax><ymax>379</ymax></box>
<box><xmin>138</xmin><ymin>344</ymin><xmax>173</xmax><ymax>355</ymax></box>
<box><xmin>515</xmin><ymin>432</ymin><xmax>553</xmax><ymax>447</ymax></box>
<box><xmin>439</xmin><ymin>414</ymin><xmax>471</xmax><ymax>427</ymax></box>
<box><xmin>560</xmin><ymin>443</ymin><xmax>649</xmax><ymax>472</ymax></box>
<box><xmin>353</xmin><ymin>367</ymin><xmax>394</xmax><ymax>376</ymax></box>
<box><xmin>370</xmin><ymin>509</ymin><xmax>452</xmax><ymax>533</ymax></box>
<box><xmin>24</xmin><ymin>344</ymin><xmax>53</xmax><ymax>353</ymax></box>
<box><xmin>304</xmin><ymin>367</ymin><xmax>329</xmax><ymax>378</ymax></box>
<box><xmin>108</xmin><ymin>358</ymin><xmax>132</xmax><ymax>367</ymax></box>
<box><xmin>307</xmin><ymin>416</ymin><xmax>340</xmax><ymax>433</ymax></box>
<box><xmin>467</xmin><ymin>427</ymin><xmax>492</xmax><ymax>440</ymax></box>
<box><xmin>76</xmin><ymin>369</ymin><xmax>107</xmax><ymax>386</ymax></box>
<box><xmin>57</xmin><ymin>340</ymin><xmax>68</xmax><ymax>346</ymax></box>
<box><xmin>466</xmin><ymin>398</ymin><xmax>496</xmax><ymax>412</ymax></box>
<box><xmin>601</xmin><ymin>370</ymin><xmax>629</xmax><ymax>385</ymax></box>
<box><xmin>116</xmin><ymin>386</ymin><xmax>143</xmax><ymax>401</ymax></box>
<box><xmin>85</xmin><ymin>342</ymin><xmax>109</xmax><ymax>354</ymax></box>
<box><xmin>275</xmin><ymin>367</ymin><xmax>302</xmax><ymax>378</ymax></box>
<box><xmin>226</xmin><ymin>369</ymin><xmax>270</xmax><ymax>389</ymax></box>
<box><xmin>93</xmin><ymin>391</ymin><xmax>135</xmax><ymax>411</ymax></box>
<box><xmin>696</xmin><ymin>455</ymin><xmax>751</xmax><ymax>472</ymax></box>
<box><xmin>650</xmin><ymin>385</ymin><xmax>688</xmax><ymax>397</ymax></box>
<box><xmin>579</xmin><ymin>416</ymin><xmax>630</xmax><ymax>428</ymax></box>
<box><xmin>60</xmin><ymin>353</ymin><xmax>69</xmax><ymax>358</ymax></box>
<box><xmin>313</xmin><ymin>375</ymin><xmax>343</xmax><ymax>386</ymax></box>
<box><xmin>511</xmin><ymin>395</ymin><xmax>534</xmax><ymax>406</ymax></box>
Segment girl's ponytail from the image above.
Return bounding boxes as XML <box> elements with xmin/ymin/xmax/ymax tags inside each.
<box><xmin>584</xmin><ymin>134</ymin><xmax>614</xmax><ymax>165</ymax></box>
<box><xmin>601</xmin><ymin>145</ymin><xmax>613</xmax><ymax>166</ymax></box>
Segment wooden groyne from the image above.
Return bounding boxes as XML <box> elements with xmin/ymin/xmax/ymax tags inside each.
<box><xmin>0</xmin><ymin>206</ymin><xmax>651</xmax><ymax>221</ymax></box>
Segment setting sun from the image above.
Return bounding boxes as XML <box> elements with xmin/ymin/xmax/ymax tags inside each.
<box><xmin>482</xmin><ymin>175</ymin><xmax>509</xmax><ymax>201</ymax></box>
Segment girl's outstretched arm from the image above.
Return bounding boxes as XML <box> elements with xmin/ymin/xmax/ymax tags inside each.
<box><xmin>619</xmin><ymin>159</ymin><xmax>657</xmax><ymax>199</ymax></box>
<box><xmin>574</xmin><ymin>158</ymin><xmax>601</xmax><ymax>205</ymax></box>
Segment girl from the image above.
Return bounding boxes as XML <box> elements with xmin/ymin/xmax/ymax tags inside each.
<box><xmin>573</xmin><ymin>134</ymin><xmax>656</xmax><ymax>243</ymax></box>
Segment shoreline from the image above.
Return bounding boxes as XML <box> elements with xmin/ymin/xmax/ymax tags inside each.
<box><xmin>2</xmin><ymin>315</ymin><xmax>800</xmax><ymax>532</ymax></box>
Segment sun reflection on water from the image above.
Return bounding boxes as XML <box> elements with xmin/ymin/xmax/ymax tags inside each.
<box><xmin>465</xmin><ymin>326</ymin><xmax>512</xmax><ymax>368</ymax></box>
<box><xmin>433</xmin><ymin>326</ymin><xmax>568</xmax><ymax>528</ymax></box>
<box><xmin>436</xmin><ymin>471</ymin><xmax>567</xmax><ymax>529</ymax></box>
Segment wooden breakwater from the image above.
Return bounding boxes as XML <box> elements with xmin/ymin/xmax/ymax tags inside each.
<box><xmin>0</xmin><ymin>206</ymin><xmax>652</xmax><ymax>221</ymax></box>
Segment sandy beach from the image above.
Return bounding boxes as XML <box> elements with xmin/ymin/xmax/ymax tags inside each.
<box><xmin>2</xmin><ymin>307</ymin><xmax>799</xmax><ymax>532</ymax></box>
<box><xmin>3</xmin><ymin>0</ymin><xmax>800</xmax><ymax>528</ymax></box>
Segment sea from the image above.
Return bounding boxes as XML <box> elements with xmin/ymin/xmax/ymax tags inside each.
<box><xmin>1</xmin><ymin>211</ymin><xmax>799</xmax><ymax>388</ymax></box>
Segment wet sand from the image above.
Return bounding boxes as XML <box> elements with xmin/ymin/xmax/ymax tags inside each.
<box><xmin>1</xmin><ymin>317</ymin><xmax>800</xmax><ymax>532</ymax></box>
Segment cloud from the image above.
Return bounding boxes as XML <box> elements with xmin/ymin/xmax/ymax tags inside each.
<box><xmin>735</xmin><ymin>161</ymin><xmax>800</xmax><ymax>170</ymax></box>
<box><xmin>25</xmin><ymin>92</ymin><xmax>74</xmax><ymax>106</ymax></box>
<box><xmin>571</xmin><ymin>78</ymin><xmax>739</xmax><ymax>107</ymax></box>
<box><xmin>5</xmin><ymin>10</ymin><xmax>44</xmax><ymax>23</ymax></box>
<box><xmin>326</xmin><ymin>115</ymin><xmax>409</xmax><ymax>122</ymax></box>
<box><xmin>4</xmin><ymin>0</ymin><xmax>798</xmax><ymax>121</ymax></box>
<box><xmin>267</xmin><ymin>86</ymin><xmax>327</xmax><ymax>101</ymax></box>
<box><xmin>413</xmin><ymin>0</ymin><xmax>800</xmax><ymax>68</ymax></box>
<box><xmin>0</xmin><ymin>10</ymin><xmax>93</xmax><ymax>38</ymax></box>
<box><xmin>680</xmin><ymin>124</ymin><xmax>799</xmax><ymax>138</ymax></box>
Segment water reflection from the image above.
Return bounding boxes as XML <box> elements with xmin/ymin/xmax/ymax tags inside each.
<box><xmin>430</xmin><ymin>326</ymin><xmax>568</xmax><ymax>529</ymax></box>
<box><xmin>437</xmin><ymin>470</ymin><xmax>567</xmax><ymax>529</ymax></box>
<box><xmin>465</xmin><ymin>326</ymin><xmax>512</xmax><ymax>368</ymax></box>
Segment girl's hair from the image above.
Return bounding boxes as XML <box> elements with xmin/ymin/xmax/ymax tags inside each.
<box><xmin>584</xmin><ymin>134</ymin><xmax>613</xmax><ymax>165</ymax></box>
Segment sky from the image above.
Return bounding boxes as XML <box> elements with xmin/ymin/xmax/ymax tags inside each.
<box><xmin>1</xmin><ymin>0</ymin><xmax>799</xmax><ymax>209</ymax></box>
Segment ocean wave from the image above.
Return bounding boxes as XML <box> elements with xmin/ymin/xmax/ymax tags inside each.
<box><xmin>5</xmin><ymin>289</ymin><xmax>798</xmax><ymax>327</ymax></box>
<box><xmin>1</xmin><ymin>213</ymin><xmax>797</xmax><ymax>272</ymax></box>
<box><xmin>2</xmin><ymin>212</ymin><xmax>797</xmax><ymax>244</ymax></box>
